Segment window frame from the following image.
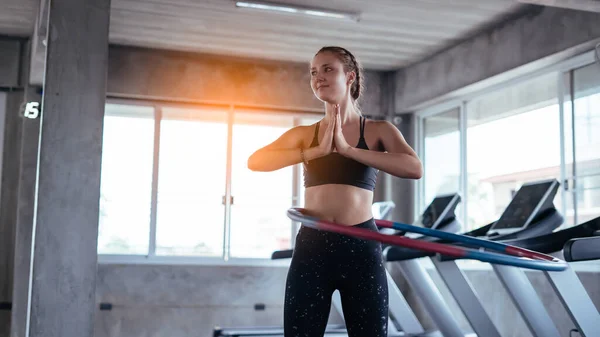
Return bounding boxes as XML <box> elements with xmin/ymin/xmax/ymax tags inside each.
<box><xmin>414</xmin><ymin>49</ymin><xmax>599</xmax><ymax>272</ymax></box>
<box><xmin>98</xmin><ymin>98</ymin><xmax>321</xmax><ymax>266</ymax></box>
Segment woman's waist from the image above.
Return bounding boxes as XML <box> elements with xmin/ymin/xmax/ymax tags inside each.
<box><xmin>303</xmin><ymin>184</ymin><xmax>373</xmax><ymax>225</ymax></box>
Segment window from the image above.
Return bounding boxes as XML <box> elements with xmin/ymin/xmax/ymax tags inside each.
<box><xmin>229</xmin><ymin>113</ymin><xmax>296</xmax><ymax>258</ymax></box>
<box><xmin>98</xmin><ymin>101</ymin><xmax>322</xmax><ymax>262</ymax></box>
<box><xmin>563</xmin><ymin>62</ymin><xmax>600</xmax><ymax>225</ymax></box>
<box><xmin>422</xmin><ymin>107</ymin><xmax>461</xmax><ymax>211</ymax></box>
<box><xmin>155</xmin><ymin>108</ymin><xmax>229</xmax><ymax>257</ymax></box>
<box><xmin>465</xmin><ymin>72</ymin><xmax>560</xmax><ymax>230</ymax></box>
<box><xmin>98</xmin><ymin>104</ymin><xmax>155</xmax><ymax>255</ymax></box>
<box><xmin>415</xmin><ymin>52</ymin><xmax>599</xmax><ymax>271</ymax></box>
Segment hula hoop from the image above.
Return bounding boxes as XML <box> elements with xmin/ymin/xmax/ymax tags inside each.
<box><xmin>287</xmin><ymin>208</ymin><xmax>567</xmax><ymax>272</ymax></box>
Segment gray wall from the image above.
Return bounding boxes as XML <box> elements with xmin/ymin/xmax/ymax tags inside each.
<box><xmin>0</xmin><ymin>90</ymin><xmax>24</xmax><ymax>337</ymax></box>
<box><xmin>0</xmin><ymin>92</ymin><xmax>5</xmax><ymax>205</ymax></box>
<box><xmin>0</xmin><ymin>90</ymin><xmax>9</xmax><ymax>337</ymax></box>
<box><xmin>0</xmin><ymin>39</ymin><xmax>23</xmax><ymax>88</ymax></box>
<box><xmin>95</xmin><ymin>264</ymin><xmax>343</xmax><ymax>337</ymax></box>
<box><xmin>107</xmin><ymin>45</ymin><xmax>386</xmax><ymax>118</ymax></box>
<box><xmin>395</xmin><ymin>6</ymin><xmax>600</xmax><ymax>112</ymax></box>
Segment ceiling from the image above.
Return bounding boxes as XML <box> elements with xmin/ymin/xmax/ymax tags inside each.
<box><xmin>1</xmin><ymin>0</ymin><xmax>528</xmax><ymax>70</ymax></box>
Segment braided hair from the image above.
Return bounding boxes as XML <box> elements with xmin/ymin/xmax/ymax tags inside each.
<box><xmin>315</xmin><ymin>46</ymin><xmax>364</xmax><ymax>111</ymax></box>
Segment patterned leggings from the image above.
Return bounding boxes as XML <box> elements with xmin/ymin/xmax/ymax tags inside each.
<box><xmin>284</xmin><ymin>219</ymin><xmax>389</xmax><ymax>337</ymax></box>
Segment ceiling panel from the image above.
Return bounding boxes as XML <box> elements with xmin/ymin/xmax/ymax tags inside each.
<box><xmin>0</xmin><ymin>0</ymin><xmax>527</xmax><ymax>70</ymax></box>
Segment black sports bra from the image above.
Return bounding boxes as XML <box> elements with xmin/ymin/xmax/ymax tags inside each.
<box><xmin>303</xmin><ymin>117</ymin><xmax>379</xmax><ymax>191</ymax></box>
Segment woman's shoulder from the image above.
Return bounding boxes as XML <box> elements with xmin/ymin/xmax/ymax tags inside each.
<box><xmin>363</xmin><ymin>117</ymin><xmax>395</xmax><ymax>130</ymax></box>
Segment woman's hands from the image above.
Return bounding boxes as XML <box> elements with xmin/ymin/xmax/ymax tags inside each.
<box><xmin>333</xmin><ymin>105</ymin><xmax>351</xmax><ymax>155</ymax></box>
<box><xmin>316</xmin><ymin>104</ymin><xmax>351</xmax><ymax>157</ymax></box>
<box><xmin>316</xmin><ymin>106</ymin><xmax>336</xmax><ymax>157</ymax></box>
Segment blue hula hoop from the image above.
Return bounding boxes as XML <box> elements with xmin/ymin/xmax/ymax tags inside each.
<box><xmin>288</xmin><ymin>208</ymin><xmax>567</xmax><ymax>272</ymax></box>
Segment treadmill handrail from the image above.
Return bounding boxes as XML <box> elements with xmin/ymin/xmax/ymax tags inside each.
<box><xmin>564</xmin><ymin>236</ymin><xmax>600</xmax><ymax>262</ymax></box>
<box><xmin>493</xmin><ymin>216</ymin><xmax>600</xmax><ymax>254</ymax></box>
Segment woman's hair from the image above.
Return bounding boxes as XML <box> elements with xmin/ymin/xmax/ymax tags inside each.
<box><xmin>315</xmin><ymin>46</ymin><xmax>364</xmax><ymax>104</ymax></box>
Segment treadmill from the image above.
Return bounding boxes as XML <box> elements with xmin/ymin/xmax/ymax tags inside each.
<box><xmin>214</xmin><ymin>198</ymin><xmax>468</xmax><ymax>337</ymax></box>
<box><xmin>385</xmin><ymin>179</ymin><xmax>566</xmax><ymax>337</ymax></box>
<box><xmin>485</xmin><ymin>214</ymin><xmax>600</xmax><ymax>337</ymax></box>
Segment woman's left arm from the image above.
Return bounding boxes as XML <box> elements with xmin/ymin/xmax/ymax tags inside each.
<box><xmin>340</xmin><ymin>120</ymin><xmax>423</xmax><ymax>179</ymax></box>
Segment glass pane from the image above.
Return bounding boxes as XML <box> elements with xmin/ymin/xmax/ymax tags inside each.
<box><xmin>568</xmin><ymin>62</ymin><xmax>600</xmax><ymax>226</ymax></box>
<box><xmin>423</xmin><ymin>108</ymin><xmax>461</xmax><ymax>218</ymax></box>
<box><xmin>155</xmin><ymin>108</ymin><xmax>228</xmax><ymax>256</ymax></box>
<box><xmin>229</xmin><ymin>113</ymin><xmax>297</xmax><ymax>258</ymax></box>
<box><xmin>98</xmin><ymin>104</ymin><xmax>155</xmax><ymax>255</ymax></box>
<box><xmin>466</xmin><ymin>72</ymin><xmax>561</xmax><ymax>230</ymax></box>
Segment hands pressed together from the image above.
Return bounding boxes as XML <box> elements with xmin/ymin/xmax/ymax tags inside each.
<box><xmin>317</xmin><ymin>104</ymin><xmax>351</xmax><ymax>157</ymax></box>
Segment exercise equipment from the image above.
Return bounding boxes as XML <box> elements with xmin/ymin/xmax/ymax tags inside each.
<box><xmin>387</xmin><ymin>179</ymin><xmax>567</xmax><ymax>337</ymax></box>
<box><xmin>486</xmin><ymin>215</ymin><xmax>600</xmax><ymax>337</ymax></box>
<box><xmin>564</xmin><ymin>235</ymin><xmax>600</xmax><ymax>262</ymax></box>
<box><xmin>389</xmin><ymin>179</ymin><xmax>600</xmax><ymax>337</ymax></box>
<box><xmin>287</xmin><ymin>209</ymin><xmax>567</xmax><ymax>271</ymax></box>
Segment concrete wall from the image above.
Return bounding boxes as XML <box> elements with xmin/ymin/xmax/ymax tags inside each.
<box><xmin>395</xmin><ymin>6</ymin><xmax>600</xmax><ymax>112</ymax></box>
<box><xmin>0</xmin><ymin>38</ymin><xmax>23</xmax><ymax>88</ymax></box>
<box><xmin>0</xmin><ymin>90</ymin><xmax>24</xmax><ymax>337</ymax></box>
<box><xmin>95</xmin><ymin>264</ymin><xmax>343</xmax><ymax>337</ymax></box>
<box><xmin>0</xmin><ymin>90</ymin><xmax>9</xmax><ymax>337</ymax></box>
<box><xmin>107</xmin><ymin>45</ymin><xmax>386</xmax><ymax>118</ymax></box>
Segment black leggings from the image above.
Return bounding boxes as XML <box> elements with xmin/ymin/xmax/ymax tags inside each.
<box><xmin>284</xmin><ymin>219</ymin><xmax>389</xmax><ymax>337</ymax></box>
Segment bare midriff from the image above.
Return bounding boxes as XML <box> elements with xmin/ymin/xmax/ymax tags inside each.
<box><xmin>304</xmin><ymin>184</ymin><xmax>374</xmax><ymax>226</ymax></box>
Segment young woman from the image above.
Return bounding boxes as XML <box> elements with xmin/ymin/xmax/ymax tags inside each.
<box><xmin>248</xmin><ymin>46</ymin><xmax>422</xmax><ymax>337</ymax></box>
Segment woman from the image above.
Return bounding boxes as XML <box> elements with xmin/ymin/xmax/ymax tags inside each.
<box><xmin>248</xmin><ymin>46</ymin><xmax>422</xmax><ymax>337</ymax></box>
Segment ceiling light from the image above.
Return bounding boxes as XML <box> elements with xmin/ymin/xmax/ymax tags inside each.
<box><xmin>235</xmin><ymin>1</ymin><xmax>360</xmax><ymax>22</ymax></box>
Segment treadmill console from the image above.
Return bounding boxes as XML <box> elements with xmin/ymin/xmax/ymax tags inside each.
<box><xmin>489</xmin><ymin>179</ymin><xmax>559</xmax><ymax>235</ymax></box>
<box><xmin>417</xmin><ymin>194</ymin><xmax>460</xmax><ymax>230</ymax></box>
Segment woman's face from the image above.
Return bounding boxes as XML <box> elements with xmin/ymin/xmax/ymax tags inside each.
<box><xmin>310</xmin><ymin>52</ymin><xmax>352</xmax><ymax>104</ymax></box>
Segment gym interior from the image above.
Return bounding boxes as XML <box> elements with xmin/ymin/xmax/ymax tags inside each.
<box><xmin>0</xmin><ymin>1</ymin><xmax>599</xmax><ymax>337</ymax></box>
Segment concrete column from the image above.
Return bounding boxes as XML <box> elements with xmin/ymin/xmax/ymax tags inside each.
<box><xmin>11</xmin><ymin>85</ymin><xmax>41</xmax><ymax>337</ymax></box>
<box><xmin>390</xmin><ymin>113</ymin><xmax>416</xmax><ymax>225</ymax></box>
<box><xmin>26</xmin><ymin>0</ymin><xmax>111</xmax><ymax>337</ymax></box>
<box><xmin>0</xmin><ymin>90</ymin><xmax>24</xmax><ymax>337</ymax></box>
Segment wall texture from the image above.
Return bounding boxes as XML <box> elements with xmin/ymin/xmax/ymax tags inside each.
<box><xmin>395</xmin><ymin>6</ymin><xmax>600</xmax><ymax>112</ymax></box>
<box><xmin>0</xmin><ymin>38</ymin><xmax>23</xmax><ymax>88</ymax></box>
<box><xmin>95</xmin><ymin>264</ymin><xmax>343</xmax><ymax>337</ymax></box>
<box><xmin>0</xmin><ymin>90</ymin><xmax>24</xmax><ymax>337</ymax></box>
<box><xmin>107</xmin><ymin>45</ymin><xmax>386</xmax><ymax>118</ymax></box>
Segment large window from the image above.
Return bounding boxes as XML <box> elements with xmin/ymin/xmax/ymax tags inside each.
<box><xmin>98</xmin><ymin>104</ymin><xmax>155</xmax><ymax>254</ymax></box>
<box><xmin>563</xmin><ymin>62</ymin><xmax>600</xmax><ymax>225</ymax></box>
<box><xmin>229</xmin><ymin>113</ymin><xmax>296</xmax><ymax>258</ymax></box>
<box><xmin>416</xmin><ymin>52</ymin><xmax>599</xmax><ymax>234</ymax></box>
<box><xmin>465</xmin><ymin>72</ymin><xmax>560</xmax><ymax>230</ymax></box>
<box><xmin>98</xmin><ymin>102</ymin><xmax>322</xmax><ymax>261</ymax></box>
<box><xmin>155</xmin><ymin>108</ymin><xmax>229</xmax><ymax>257</ymax></box>
<box><xmin>421</xmin><ymin>107</ymin><xmax>462</xmax><ymax>217</ymax></box>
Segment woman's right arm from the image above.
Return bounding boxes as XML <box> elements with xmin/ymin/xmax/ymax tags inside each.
<box><xmin>247</xmin><ymin>126</ymin><xmax>324</xmax><ymax>172</ymax></box>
